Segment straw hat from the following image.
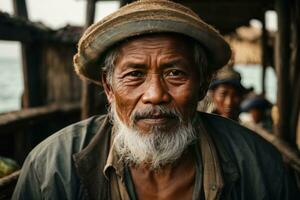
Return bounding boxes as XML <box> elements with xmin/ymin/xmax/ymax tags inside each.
<box><xmin>73</xmin><ymin>0</ymin><xmax>231</xmax><ymax>84</ymax></box>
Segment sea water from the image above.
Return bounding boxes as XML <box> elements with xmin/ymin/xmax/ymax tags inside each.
<box><xmin>0</xmin><ymin>58</ymin><xmax>23</xmax><ymax>113</ymax></box>
<box><xmin>0</xmin><ymin>58</ymin><xmax>277</xmax><ymax>113</ymax></box>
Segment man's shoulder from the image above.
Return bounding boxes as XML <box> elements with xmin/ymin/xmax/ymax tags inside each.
<box><xmin>27</xmin><ymin>114</ymin><xmax>110</xmax><ymax>163</ymax></box>
<box><xmin>197</xmin><ymin>112</ymin><xmax>299</xmax><ymax>198</ymax></box>
<box><xmin>198</xmin><ymin>112</ymin><xmax>281</xmax><ymax>161</ymax></box>
<box><xmin>199</xmin><ymin>112</ymin><xmax>271</xmax><ymax>145</ymax></box>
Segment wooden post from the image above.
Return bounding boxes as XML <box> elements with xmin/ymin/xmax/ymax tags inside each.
<box><xmin>13</xmin><ymin>0</ymin><xmax>28</xmax><ymax>19</ymax></box>
<box><xmin>290</xmin><ymin>0</ymin><xmax>300</xmax><ymax>145</ymax></box>
<box><xmin>13</xmin><ymin>0</ymin><xmax>44</xmax><ymax>163</ymax></box>
<box><xmin>261</xmin><ymin>16</ymin><xmax>267</xmax><ymax>97</ymax></box>
<box><xmin>81</xmin><ymin>0</ymin><xmax>97</xmax><ymax>119</ymax></box>
<box><xmin>275</xmin><ymin>0</ymin><xmax>292</xmax><ymax>142</ymax></box>
<box><xmin>13</xmin><ymin>0</ymin><xmax>43</xmax><ymax>108</ymax></box>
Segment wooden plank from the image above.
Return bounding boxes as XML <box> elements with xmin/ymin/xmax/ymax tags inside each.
<box><xmin>0</xmin><ymin>103</ymin><xmax>80</xmax><ymax>135</ymax></box>
<box><xmin>0</xmin><ymin>12</ymin><xmax>78</xmax><ymax>43</ymax></box>
<box><xmin>0</xmin><ymin>103</ymin><xmax>80</xmax><ymax>162</ymax></box>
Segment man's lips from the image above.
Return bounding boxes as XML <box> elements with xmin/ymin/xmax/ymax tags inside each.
<box><xmin>135</xmin><ymin>114</ymin><xmax>177</xmax><ymax>125</ymax></box>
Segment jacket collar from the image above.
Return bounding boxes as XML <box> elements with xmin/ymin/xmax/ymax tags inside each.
<box><xmin>198</xmin><ymin>112</ymin><xmax>240</xmax><ymax>197</ymax></box>
<box><xmin>73</xmin><ymin>115</ymin><xmax>112</xmax><ymax>200</ymax></box>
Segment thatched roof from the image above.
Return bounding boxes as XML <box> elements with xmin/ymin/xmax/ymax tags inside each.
<box><xmin>225</xmin><ymin>26</ymin><xmax>266</xmax><ymax>65</ymax></box>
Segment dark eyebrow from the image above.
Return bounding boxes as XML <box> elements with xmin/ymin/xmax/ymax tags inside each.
<box><xmin>124</xmin><ymin>63</ymin><xmax>147</xmax><ymax>69</ymax></box>
<box><xmin>160</xmin><ymin>59</ymin><xmax>187</xmax><ymax>68</ymax></box>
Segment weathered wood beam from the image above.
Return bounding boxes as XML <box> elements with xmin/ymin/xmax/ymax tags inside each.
<box><xmin>0</xmin><ymin>103</ymin><xmax>80</xmax><ymax>135</ymax></box>
<box><xmin>275</xmin><ymin>0</ymin><xmax>292</xmax><ymax>143</ymax></box>
<box><xmin>0</xmin><ymin>12</ymin><xmax>78</xmax><ymax>44</ymax></box>
<box><xmin>81</xmin><ymin>0</ymin><xmax>97</xmax><ymax>119</ymax></box>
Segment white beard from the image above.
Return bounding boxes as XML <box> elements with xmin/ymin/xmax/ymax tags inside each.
<box><xmin>110</xmin><ymin>103</ymin><xmax>196</xmax><ymax>169</ymax></box>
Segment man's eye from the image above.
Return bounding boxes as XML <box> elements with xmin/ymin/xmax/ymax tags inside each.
<box><xmin>126</xmin><ymin>71</ymin><xmax>145</xmax><ymax>77</ymax></box>
<box><xmin>166</xmin><ymin>70</ymin><xmax>186</xmax><ymax>77</ymax></box>
<box><xmin>219</xmin><ymin>92</ymin><xmax>227</xmax><ymax>97</ymax></box>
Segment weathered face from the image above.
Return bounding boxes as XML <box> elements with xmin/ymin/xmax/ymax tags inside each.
<box><xmin>103</xmin><ymin>34</ymin><xmax>201</xmax><ymax>134</ymax></box>
<box><xmin>211</xmin><ymin>84</ymin><xmax>242</xmax><ymax>120</ymax></box>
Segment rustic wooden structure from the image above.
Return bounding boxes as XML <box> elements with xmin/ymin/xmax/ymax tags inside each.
<box><xmin>0</xmin><ymin>0</ymin><xmax>300</xmax><ymax>198</ymax></box>
<box><xmin>0</xmin><ymin>1</ymin><xmax>83</xmax><ymax>196</ymax></box>
<box><xmin>0</xmin><ymin>1</ymin><xmax>83</xmax><ymax>162</ymax></box>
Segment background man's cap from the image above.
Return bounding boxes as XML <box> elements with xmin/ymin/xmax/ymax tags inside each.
<box><xmin>73</xmin><ymin>0</ymin><xmax>232</xmax><ymax>84</ymax></box>
<box><xmin>241</xmin><ymin>95</ymin><xmax>272</xmax><ymax>112</ymax></box>
<box><xmin>209</xmin><ymin>66</ymin><xmax>250</xmax><ymax>94</ymax></box>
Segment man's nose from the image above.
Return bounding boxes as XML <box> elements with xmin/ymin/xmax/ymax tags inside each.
<box><xmin>141</xmin><ymin>74</ymin><xmax>171</xmax><ymax>105</ymax></box>
<box><xmin>224</xmin><ymin>96</ymin><xmax>233</xmax><ymax>107</ymax></box>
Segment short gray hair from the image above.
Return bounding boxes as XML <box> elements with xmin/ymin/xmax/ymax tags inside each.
<box><xmin>101</xmin><ymin>39</ymin><xmax>214</xmax><ymax>99</ymax></box>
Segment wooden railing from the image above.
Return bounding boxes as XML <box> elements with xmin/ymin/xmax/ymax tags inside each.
<box><xmin>0</xmin><ymin>103</ymin><xmax>81</xmax><ymax>160</ymax></box>
<box><xmin>0</xmin><ymin>103</ymin><xmax>81</xmax><ymax>135</ymax></box>
<box><xmin>0</xmin><ymin>103</ymin><xmax>81</xmax><ymax>199</ymax></box>
<box><xmin>0</xmin><ymin>171</ymin><xmax>20</xmax><ymax>200</ymax></box>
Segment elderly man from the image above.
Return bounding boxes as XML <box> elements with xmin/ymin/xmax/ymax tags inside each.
<box><xmin>13</xmin><ymin>0</ymin><xmax>298</xmax><ymax>199</ymax></box>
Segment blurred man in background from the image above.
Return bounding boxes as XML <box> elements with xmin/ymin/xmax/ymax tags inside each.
<box><xmin>209</xmin><ymin>66</ymin><xmax>250</xmax><ymax>121</ymax></box>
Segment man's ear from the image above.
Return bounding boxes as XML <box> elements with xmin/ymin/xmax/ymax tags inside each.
<box><xmin>101</xmin><ymin>73</ymin><xmax>114</xmax><ymax>103</ymax></box>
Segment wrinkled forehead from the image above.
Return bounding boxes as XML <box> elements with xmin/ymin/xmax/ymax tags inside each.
<box><xmin>116</xmin><ymin>33</ymin><xmax>195</xmax><ymax>55</ymax></box>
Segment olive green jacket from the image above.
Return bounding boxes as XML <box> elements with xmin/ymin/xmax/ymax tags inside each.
<box><xmin>12</xmin><ymin>112</ymin><xmax>299</xmax><ymax>199</ymax></box>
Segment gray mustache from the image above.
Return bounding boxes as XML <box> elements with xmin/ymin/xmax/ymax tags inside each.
<box><xmin>131</xmin><ymin>105</ymin><xmax>182</xmax><ymax>122</ymax></box>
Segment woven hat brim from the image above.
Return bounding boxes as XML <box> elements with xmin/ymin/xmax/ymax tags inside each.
<box><xmin>74</xmin><ymin>1</ymin><xmax>231</xmax><ymax>85</ymax></box>
<box><xmin>209</xmin><ymin>79</ymin><xmax>248</xmax><ymax>94</ymax></box>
